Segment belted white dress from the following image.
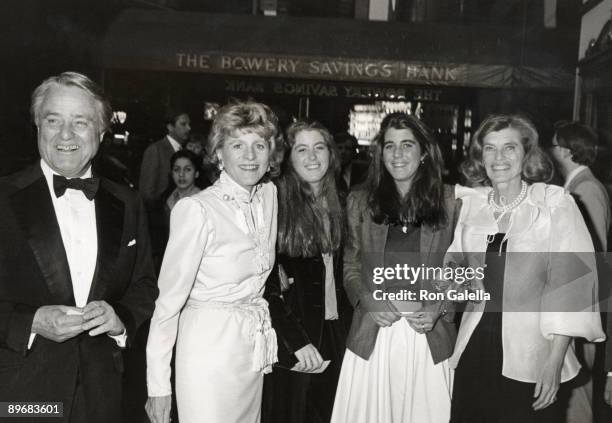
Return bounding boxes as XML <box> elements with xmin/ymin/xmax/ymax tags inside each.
<box><xmin>146</xmin><ymin>171</ymin><xmax>278</xmax><ymax>423</ymax></box>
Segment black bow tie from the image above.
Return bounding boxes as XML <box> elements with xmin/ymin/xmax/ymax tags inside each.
<box><xmin>53</xmin><ymin>174</ymin><xmax>100</xmax><ymax>200</ymax></box>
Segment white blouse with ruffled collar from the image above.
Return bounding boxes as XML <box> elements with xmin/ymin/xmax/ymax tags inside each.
<box><xmin>447</xmin><ymin>182</ymin><xmax>605</xmax><ymax>383</ymax></box>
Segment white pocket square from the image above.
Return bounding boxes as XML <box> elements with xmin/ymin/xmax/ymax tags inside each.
<box><xmin>127</xmin><ymin>239</ymin><xmax>136</xmax><ymax>247</ymax></box>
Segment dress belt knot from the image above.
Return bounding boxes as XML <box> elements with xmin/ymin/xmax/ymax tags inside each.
<box><xmin>185</xmin><ymin>297</ymin><xmax>278</xmax><ymax>373</ymax></box>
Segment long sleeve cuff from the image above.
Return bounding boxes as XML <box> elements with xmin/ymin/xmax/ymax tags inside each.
<box><xmin>27</xmin><ymin>333</ymin><xmax>36</xmax><ymax>349</ymax></box>
<box><xmin>108</xmin><ymin>329</ymin><xmax>128</xmax><ymax>348</ymax></box>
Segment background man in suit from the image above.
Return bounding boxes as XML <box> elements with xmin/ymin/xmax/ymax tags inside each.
<box><xmin>552</xmin><ymin>122</ymin><xmax>610</xmax><ymax>251</ymax></box>
<box><xmin>334</xmin><ymin>132</ymin><xmax>368</xmax><ymax>196</ymax></box>
<box><xmin>0</xmin><ymin>71</ymin><xmax>158</xmax><ymax>422</ymax></box>
<box><xmin>139</xmin><ymin>109</ymin><xmax>191</xmax><ymax>207</ymax></box>
<box><xmin>139</xmin><ymin>109</ymin><xmax>190</xmax><ymax>269</ymax></box>
<box><xmin>550</xmin><ymin>121</ymin><xmax>612</xmax><ymax>421</ymax></box>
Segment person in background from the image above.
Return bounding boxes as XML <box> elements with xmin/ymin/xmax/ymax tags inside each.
<box><xmin>0</xmin><ymin>71</ymin><xmax>157</xmax><ymax>422</ymax></box>
<box><xmin>145</xmin><ymin>101</ymin><xmax>283</xmax><ymax>423</ymax></box>
<box><xmin>165</xmin><ymin>149</ymin><xmax>202</xmax><ymax>215</ymax></box>
<box><xmin>186</xmin><ymin>132</ymin><xmax>214</xmax><ymax>189</ymax></box>
<box><xmin>550</xmin><ymin>121</ymin><xmax>612</xmax><ymax>421</ymax></box>
<box><xmin>448</xmin><ymin>114</ymin><xmax>605</xmax><ymax>423</ymax></box>
<box><xmin>139</xmin><ymin>109</ymin><xmax>191</xmax><ymax>270</ymax></box>
<box><xmin>140</xmin><ymin>110</ymin><xmax>191</xmax><ymax>207</ymax></box>
<box><xmin>335</xmin><ymin>132</ymin><xmax>368</xmax><ymax>195</ymax></box>
<box><xmin>263</xmin><ymin>120</ymin><xmax>349</xmax><ymax>423</ymax></box>
<box><xmin>185</xmin><ymin>135</ymin><xmax>204</xmax><ymax>157</ymax></box>
<box><xmin>551</xmin><ymin>121</ymin><xmax>610</xmax><ymax>251</ymax></box>
<box><xmin>331</xmin><ymin>113</ymin><xmax>459</xmax><ymax>423</ymax></box>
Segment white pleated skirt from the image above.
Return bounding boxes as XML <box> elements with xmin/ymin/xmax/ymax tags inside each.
<box><xmin>330</xmin><ymin>318</ymin><xmax>453</xmax><ymax>423</ymax></box>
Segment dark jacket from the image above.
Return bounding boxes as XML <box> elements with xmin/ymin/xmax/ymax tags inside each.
<box><xmin>0</xmin><ymin>164</ymin><xmax>158</xmax><ymax>422</ymax></box>
<box><xmin>343</xmin><ymin>184</ymin><xmax>460</xmax><ymax>363</ymax></box>
<box><xmin>139</xmin><ymin>137</ymin><xmax>175</xmax><ymax>207</ymax></box>
<box><xmin>265</xmin><ymin>251</ymin><xmax>350</xmax><ymax>366</ymax></box>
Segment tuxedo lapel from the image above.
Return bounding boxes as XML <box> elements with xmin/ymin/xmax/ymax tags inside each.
<box><xmin>89</xmin><ymin>182</ymin><xmax>124</xmax><ymax>301</ymax></box>
<box><xmin>11</xmin><ymin>171</ymin><xmax>75</xmax><ymax>305</ymax></box>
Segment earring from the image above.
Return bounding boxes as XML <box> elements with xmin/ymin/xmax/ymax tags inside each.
<box><xmin>267</xmin><ymin>165</ymin><xmax>271</xmax><ymax>172</ymax></box>
<box><xmin>218</xmin><ymin>161</ymin><xmax>224</xmax><ymax>171</ymax></box>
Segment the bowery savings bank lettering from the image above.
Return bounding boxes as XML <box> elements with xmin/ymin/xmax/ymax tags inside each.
<box><xmin>175</xmin><ymin>52</ymin><xmax>461</xmax><ymax>84</ymax></box>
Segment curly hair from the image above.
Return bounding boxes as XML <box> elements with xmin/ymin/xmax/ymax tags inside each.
<box><xmin>276</xmin><ymin>120</ymin><xmax>345</xmax><ymax>257</ymax></box>
<box><xmin>366</xmin><ymin>112</ymin><xmax>447</xmax><ymax>229</ymax></box>
<box><xmin>207</xmin><ymin>101</ymin><xmax>284</xmax><ymax>181</ymax></box>
<box><xmin>461</xmin><ymin>114</ymin><xmax>553</xmax><ymax>186</ymax></box>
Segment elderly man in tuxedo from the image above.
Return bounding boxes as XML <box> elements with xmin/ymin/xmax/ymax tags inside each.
<box><xmin>0</xmin><ymin>71</ymin><xmax>158</xmax><ymax>422</ymax></box>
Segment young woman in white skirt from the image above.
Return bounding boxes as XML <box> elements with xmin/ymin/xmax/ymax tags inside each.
<box><xmin>330</xmin><ymin>113</ymin><xmax>460</xmax><ymax>423</ymax></box>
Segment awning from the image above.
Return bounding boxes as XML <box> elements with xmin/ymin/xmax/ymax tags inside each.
<box><xmin>98</xmin><ymin>9</ymin><xmax>576</xmax><ymax>90</ymax></box>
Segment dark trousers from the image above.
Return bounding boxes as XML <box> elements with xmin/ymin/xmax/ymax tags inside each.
<box><xmin>69</xmin><ymin>368</ymin><xmax>122</xmax><ymax>423</ymax></box>
<box><xmin>262</xmin><ymin>320</ymin><xmax>345</xmax><ymax>423</ymax></box>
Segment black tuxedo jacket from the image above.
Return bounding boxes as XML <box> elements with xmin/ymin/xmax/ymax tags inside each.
<box><xmin>0</xmin><ymin>164</ymin><xmax>158</xmax><ymax>422</ymax></box>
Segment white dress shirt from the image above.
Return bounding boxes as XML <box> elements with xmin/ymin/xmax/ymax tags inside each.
<box><xmin>166</xmin><ymin>135</ymin><xmax>182</xmax><ymax>152</ymax></box>
<box><xmin>29</xmin><ymin>160</ymin><xmax>126</xmax><ymax>348</ymax></box>
<box><xmin>41</xmin><ymin>160</ymin><xmax>98</xmax><ymax>307</ymax></box>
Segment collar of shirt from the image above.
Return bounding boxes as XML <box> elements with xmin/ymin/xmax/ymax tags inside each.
<box><xmin>564</xmin><ymin>165</ymin><xmax>588</xmax><ymax>190</ymax></box>
<box><xmin>40</xmin><ymin>159</ymin><xmax>93</xmax><ymax>197</ymax></box>
<box><xmin>217</xmin><ymin>170</ymin><xmax>263</xmax><ymax>204</ymax></box>
<box><xmin>166</xmin><ymin>135</ymin><xmax>182</xmax><ymax>152</ymax></box>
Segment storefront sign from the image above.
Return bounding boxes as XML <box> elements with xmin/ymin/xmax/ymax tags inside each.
<box><xmin>176</xmin><ymin>52</ymin><xmax>473</xmax><ymax>86</ymax></box>
<box><xmin>100</xmin><ymin>10</ymin><xmax>575</xmax><ymax>91</ymax></box>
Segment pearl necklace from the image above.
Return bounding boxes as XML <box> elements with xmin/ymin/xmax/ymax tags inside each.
<box><xmin>488</xmin><ymin>181</ymin><xmax>528</xmax><ymax>214</ymax></box>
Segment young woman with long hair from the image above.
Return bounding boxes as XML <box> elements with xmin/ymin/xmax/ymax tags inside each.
<box><xmin>264</xmin><ymin>120</ymin><xmax>349</xmax><ymax>423</ymax></box>
<box><xmin>330</xmin><ymin>112</ymin><xmax>460</xmax><ymax>423</ymax></box>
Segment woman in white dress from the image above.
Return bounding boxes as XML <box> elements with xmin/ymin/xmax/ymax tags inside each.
<box><xmin>330</xmin><ymin>113</ymin><xmax>460</xmax><ymax>423</ymax></box>
<box><xmin>145</xmin><ymin>101</ymin><xmax>283</xmax><ymax>423</ymax></box>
